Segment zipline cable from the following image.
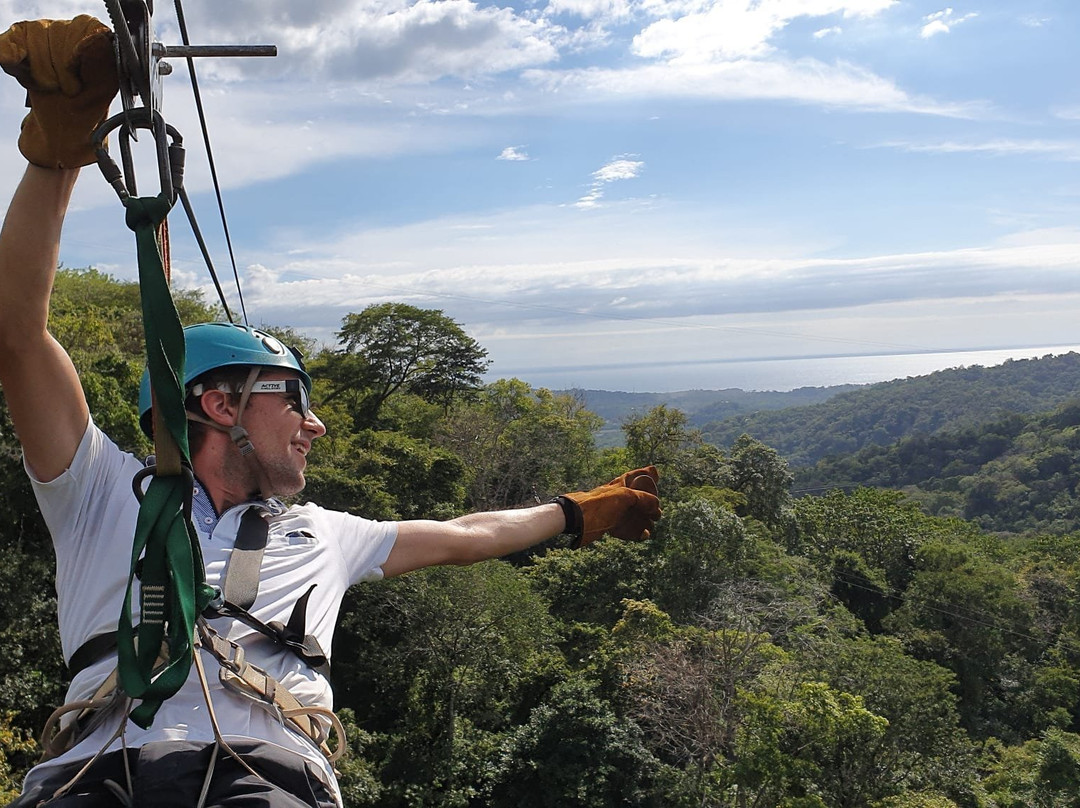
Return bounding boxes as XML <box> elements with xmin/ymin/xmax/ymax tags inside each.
<box><xmin>172</xmin><ymin>0</ymin><xmax>248</xmax><ymax>325</ymax></box>
<box><xmin>176</xmin><ymin>184</ymin><xmax>235</xmax><ymax>323</ymax></box>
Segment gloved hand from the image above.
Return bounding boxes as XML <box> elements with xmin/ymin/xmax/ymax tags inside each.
<box><xmin>0</xmin><ymin>15</ymin><xmax>118</xmax><ymax>168</ymax></box>
<box><xmin>559</xmin><ymin>466</ymin><xmax>662</xmax><ymax>548</ymax></box>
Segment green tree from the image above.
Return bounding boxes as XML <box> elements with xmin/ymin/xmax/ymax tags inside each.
<box><xmin>488</xmin><ymin>677</ymin><xmax>660</xmax><ymax>808</ymax></box>
<box><xmin>650</xmin><ymin>498</ymin><xmax>745</xmax><ymax>622</ymax></box>
<box><xmin>800</xmin><ymin>635</ymin><xmax>975</xmax><ymax>802</ymax></box>
<box><xmin>731</xmin><ymin>683</ymin><xmax>889</xmax><ymax>808</ymax></box>
<box><xmin>623</xmin><ymin>405</ymin><xmax>697</xmax><ymax>468</ymax></box>
<box><xmin>437</xmin><ymin>379</ymin><xmax>601</xmax><ymax>510</ymax></box>
<box><xmin>304</xmin><ymin>426</ymin><xmax>465</xmax><ymax>520</ymax></box>
<box><xmin>321</xmin><ymin>303</ymin><xmax>489</xmax><ymax>427</ymax></box>
<box><xmin>727</xmin><ymin>434</ymin><xmax>793</xmax><ymax>527</ymax></box>
<box><xmin>0</xmin><ymin>712</ymin><xmax>37</xmax><ymax>804</ymax></box>
<box><xmin>617</xmin><ymin>592</ymin><xmax>797</xmax><ymax>805</ymax></box>
<box><xmin>792</xmin><ymin>488</ymin><xmax>975</xmax><ymax>594</ymax></box>
<box><xmin>982</xmin><ymin>730</ymin><xmax>1080</xmax><ymax>808</ymax></box>
<box><xmin>526</xmin><ymin>540</ymin><xmax>652</xmax><ymax>628</ymax></box>
<box><xmin>884</xmin><ymin>541</ymin><xmax>1036</xmax><ymax>740</ymax></box>
<box><xmin>334</xmin><ymin>562</ymin><xmax>560</xmax><ymax>806</ymax></box>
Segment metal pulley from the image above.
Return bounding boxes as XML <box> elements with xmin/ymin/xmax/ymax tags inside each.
<box><xmin>99</xmin><ymin>0</ymin><xmax>276</xmax><ymax>201</ymax></box>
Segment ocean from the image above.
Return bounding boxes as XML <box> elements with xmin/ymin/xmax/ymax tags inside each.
<box><xmin>516</xmin><ymin>345</ymin><xmax>1080</xmax><ymax>393</ymax></box>
<box><xmin>697</xmin><ymin>346</ymin><xmax>1080</xmax><ymax>392</ymax></box>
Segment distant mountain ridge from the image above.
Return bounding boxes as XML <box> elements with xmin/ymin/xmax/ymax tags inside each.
<box><xmin>795</xmin><ymin>397</ymin><xmax>1080</xmax><ymax>535</ymax></box>
<box><xmin>565</xmin><ymin>352</ymin><xmax>1080</xmax><ymax>463</ymax></box>
<box><xmin>698</xmin><ymin>352</ymin><xmax>1080</xmax><ymax>467</ymax></box>
<box><xmin>560</xmin><ymin>385</ymin><xmax>861</xmax><ymax>446</ymax></box>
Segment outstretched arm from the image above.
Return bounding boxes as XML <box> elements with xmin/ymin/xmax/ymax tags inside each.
<box><xmin>384</xmin><ymin>503</ymin><xmax>568</xmax><ymax>578</ymax></box>
<box><xmin>0</xmin><ymin>165</ymin><xmax>89</xmax><ymax>481</ymax></box>
<box><xmin>383</xmin><ymin>467</ymin><xmax>662</xmax><ymax>577</ymax></box>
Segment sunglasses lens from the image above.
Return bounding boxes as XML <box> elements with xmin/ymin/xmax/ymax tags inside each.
<box><xmin>244</xmin><ymin>379</ymin><xmax>311</xmax><ymax>415</ymax></box>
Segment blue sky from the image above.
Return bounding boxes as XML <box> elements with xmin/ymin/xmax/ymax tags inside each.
<box><xmin>3</xmin><ymin>0</ymin><xmax>1080</xmax><ymax>392</ymax></box>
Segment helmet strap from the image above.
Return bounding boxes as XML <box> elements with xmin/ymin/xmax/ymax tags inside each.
<box><xmin>187</xmin><ymin>366</ymin><xmax>277</xmax><ymax>499</ymax></box>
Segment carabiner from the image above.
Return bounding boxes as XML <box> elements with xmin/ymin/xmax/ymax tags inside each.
<box><xmin>92</xmin><ymin>108</ymin><xmax>185</xmax><ymax>204</ymax></box>
<box><xmin>131</xmin><ymin>463</ymin><xmax>196</xmax><ymax>522</ymax></box>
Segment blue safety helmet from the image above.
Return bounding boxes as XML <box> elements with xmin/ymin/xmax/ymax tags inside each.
<box><xmin>138</xmin><ymin>322</ymin><xmax>312</xmax><ymax>437</ymax></box>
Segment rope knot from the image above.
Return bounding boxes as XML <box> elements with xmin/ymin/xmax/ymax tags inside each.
<box><xmin>123</xmin><ymin>192</ymin><xmax>173</xmax><ymax>231</ymax></box>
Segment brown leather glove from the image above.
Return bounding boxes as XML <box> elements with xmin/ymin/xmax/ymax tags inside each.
<box><xmin>605</xmin><ymin>465</ymin><xmax>659</xmax><ymax>494</ymax></box>
<box><xmin>559</xmin><ymin>466</ymin><xmax>662</xmax><ymax>548</ymax></box>
<box><xmin>0</xmin><ymin>16</ymin><xmax>118</xmax><ymax>168</ymax></box>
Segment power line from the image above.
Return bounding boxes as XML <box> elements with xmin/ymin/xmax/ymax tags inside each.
<box><xmin>830</xmin><ymin>568</ymin><xmax>1080</xmax><ymax>656</ymax></box>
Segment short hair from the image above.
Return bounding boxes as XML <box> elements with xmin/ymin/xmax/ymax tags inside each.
<box><xmin>185</xmin><ymin>365</ymin><xmax>254</xmax><ymax>455</ymax></box>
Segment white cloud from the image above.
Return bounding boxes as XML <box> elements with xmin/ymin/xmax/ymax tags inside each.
<box><xmin>814</xmin><ymin>26</ymin><xmax>843</xmax><ymax>39</ymax></box>
<box><xmin>920</xmin><ymin>8</ymin><xmax>978</xmax><ymax>38</ymax></box>
<box><xmin>153</xmin><ymin>0</ymin><xmax>563</xmax><ymax>84</ymax></box>
<box><xmin>0</xmin><ymin>1</ymin><xmax>91</xmax><ymax>18</ymax></box>
<box><xmin>593</xmin><ymin>158</ymin><xmax>643</xmax><ymax>181</ymax></box>
<box><xmin>497</xmin><ymin>145</ymin><xmax>531</xmax><ymax>160</ymax></box>
<box><xmin>919</xmin><ymin>20</ymin><xmax>950</xmax><ymax>38</ymax></box>
<box><xmin>546</xmin><ymin>0</ymin><xmax>633</xmax><ymax>20</ymax></box>
<box><xmin>575</xmin><ymin>156</ymin><xmax>644</xmax><ymax>207</ymax></box>
<box><xmin>525</xmin><ymin>58</ymin><xmax>982</xmax><ymax>117</ymax></box>
<box><xmin>227</xmin><ymin>223</ymin><xmax>1080</xmax><ymax>364</ymax></box>
<box><xmin>880</xmin><ymin>138</ymin><xmax>1080</xmax><ymax>161</ymax></box>
<box><xmin>152</xmin><ymin>83</ymin><xmax>491</xmax><ymax>193</ymax></box>
<box><xmin>632</xmin><ymin>0</ymin><xmax>896</xmax><ymax>64</ymax></box>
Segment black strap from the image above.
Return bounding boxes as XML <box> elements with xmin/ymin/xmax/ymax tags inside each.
<box><xmin>212</xmin><ymin>586</ymin><xmax>329</xmax><ymax>676</ymax></box>
<box><xmin>67</xmin><ymin>632</ymin><xmax>122</xmax><ymax>678</ymax></box>
<box><xmin>552</xmin><ymin>496</ymin><xmax>584</xmax><ymax>548</ymax></box>
<box><xmin>68</xmin><ymin>593</ymin><xmax>330</xmax><ymax>680</ymax></box>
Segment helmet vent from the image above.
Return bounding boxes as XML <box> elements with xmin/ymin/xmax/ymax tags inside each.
<box><xmin>257</xmin><ymin>333</ymin><xmax>287</xmax><ymax>355</ymax></box>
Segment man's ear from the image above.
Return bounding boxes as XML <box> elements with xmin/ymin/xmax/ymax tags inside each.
<box><xmin>197</xmin><ymin>389</ymin><xmax>240</xmax><ymax>426</ymax></box>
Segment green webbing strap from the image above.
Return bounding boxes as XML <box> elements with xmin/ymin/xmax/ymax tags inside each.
<box><xmin>116</xmin><ymin>193</ymin><xmax>214</xmax><ymax>728</ymax></box>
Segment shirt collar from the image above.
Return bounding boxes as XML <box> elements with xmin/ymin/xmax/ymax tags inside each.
<box><xmin>192</xmin><ymin>478</ymin><xmax>219</xmax><ymax>532</ymax></box>
<box><xmin>191</xmin><ymin>476</ymin><xmax>285</xmax><ymax>535</ymax></box>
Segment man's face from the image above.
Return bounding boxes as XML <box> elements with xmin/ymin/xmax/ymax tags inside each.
<box><xmin>240</xmin><ymin>371</ymin><xmax>326</xmax><ymax>498</ymax></box>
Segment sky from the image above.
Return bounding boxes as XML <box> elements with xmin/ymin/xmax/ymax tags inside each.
<box><xmin>2</xmin><ymin>0</ymin><xmax>1079</xmax><ymax>392</ymax></box>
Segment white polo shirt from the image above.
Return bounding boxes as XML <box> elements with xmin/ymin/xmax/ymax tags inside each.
<box><xmin>21</xmin><ymin>419</ymin><xmax>398</xmax><ymax>803</ymax></box>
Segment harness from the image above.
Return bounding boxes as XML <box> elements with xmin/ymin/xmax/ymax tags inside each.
<box><xmin>48</xmin><ymin>496</ymin><xmax>342</xmax><ymax>766</ymax></box>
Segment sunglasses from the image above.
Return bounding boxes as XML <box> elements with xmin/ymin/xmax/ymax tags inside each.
<box><xmin>192</xmin><ymin>378</ymin><xmax>311</xmax><ymax>416</ymax></box>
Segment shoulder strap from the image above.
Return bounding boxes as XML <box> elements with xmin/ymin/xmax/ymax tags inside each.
<box><xmin>222</xmin><ymin>506</ymin><xmax>269</xmax><ymax>610</ymax></box>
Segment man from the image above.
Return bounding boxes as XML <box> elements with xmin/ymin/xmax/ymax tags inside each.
<box><xmin>0</xmin><ymin>16</ymin><xmax>661</xmax><ymax>808</ymax></box>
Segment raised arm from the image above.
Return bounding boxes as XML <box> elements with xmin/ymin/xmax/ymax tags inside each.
<box><xmin>0</xmin><ymin>16</ymin><xmax>119</xmax><ymax>480</ymax></box>
<box><xmin>0</xmin><ymin>166</ymin><xmax>88</xmax><ymax>480</ymax></box>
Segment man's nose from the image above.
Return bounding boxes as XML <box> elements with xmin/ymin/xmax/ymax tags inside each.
<box><xmin>303</xmin><ymin>410</ymin><xmax>327</xmax><ymax>438</ymax></box>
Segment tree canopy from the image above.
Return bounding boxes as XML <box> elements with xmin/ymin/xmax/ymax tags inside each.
<box><xmin>2</xmin><ymin>269</ymin><xmax>1079</xmax><ymax>807</ymax></box>
<box><xmin>320</xmin><ymin>303</ymin><xmax>490</xmax><ymax>428</ymax></box>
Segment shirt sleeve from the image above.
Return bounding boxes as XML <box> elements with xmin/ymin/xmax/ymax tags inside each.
<box><xmin>295</xmin><ymin>502</ymin><xmax>398</xmax><ymax>585</ymax></box>
<box><xmin>25</xmin><ymin>418</ymin><xmax>145</xmax><ymax>660</ymax></box>
<box><xmin>26</xmin><ymin>418</ymin><xmax>142</xmax><ymax>553</ymax></box>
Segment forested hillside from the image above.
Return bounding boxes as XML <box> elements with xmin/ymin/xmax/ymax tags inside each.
<box><xmin>3</xmin><ymin>269</ymin><xmax>1080</xmax><ymax>807</ymax></box>
<box><xmin>702</xmin><ymin>352</ymin><xmax>1080</xmax><ymax>466</ymax></box>
<box><xmin>796</xmin><ymin>398</ymin><xmax>1080</xmax><ymax>535</ymax></box>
